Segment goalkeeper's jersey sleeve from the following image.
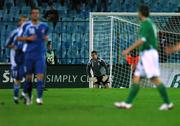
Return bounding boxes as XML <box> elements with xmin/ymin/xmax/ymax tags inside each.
<box><xmin>139</xmin><ymin>18</ymin><xmax>158</xmax><ymax>52</ymax></box>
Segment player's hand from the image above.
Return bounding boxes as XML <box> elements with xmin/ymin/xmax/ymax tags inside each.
<box><xmin>122</xmin><ymin>49</ymin><xmax>130</xmax><ymax>56</ymax></box>
<box><xmin>102</xmin><ymin>75</ymin><xmax>109</xmax><ymax>82</ymax></box>
<box><xmin>27</xmin><ymin>35</ymin><xmax>37</xmax><ymax>41</ymax></box>
<box><xmin>44</xmin><ymin>35</ymin><xmax>48</xmax><ymax>41</ymax></box>
<box><xmin>89</xmin><ymin>77</ymin><xmax>97</xmax><ymax>82</ymax></box>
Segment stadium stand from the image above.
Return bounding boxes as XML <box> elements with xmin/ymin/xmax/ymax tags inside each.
<box><xmin>0</xmin><ymin>0</ymin><xmax>179</xmax><ymax>63</ymax></box>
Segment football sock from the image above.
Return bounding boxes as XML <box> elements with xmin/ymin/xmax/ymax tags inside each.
<box><xmin>13</xmin><ymin>84</ymin><xmax>20</xmax><ymax>98</ymax></box>
<box><xmin>27</xmin><ymin>81</ymin><xmax>32</xmax><ymax>99</ymax></box>
<box><xmin>126</xmin><ymin>84</ymin><xmax>140</xmax><ymax>104</ymax></box>
<box><xmin>23</xmin><ymin>80</ymin><xmax>29</xmax><ymax>94</ymax></box>
<box><xmin>157</xmin><ymin>83</ymin><xmax>170</xmax><ymax>104</ymax></box>
<box><xmin>37</xmin><ymin>79</ymin><xmax>43</xmax><ymax>98</ymax></box>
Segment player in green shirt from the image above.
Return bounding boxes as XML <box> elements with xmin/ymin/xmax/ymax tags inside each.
<box><xmin>114</xmin><ymin>4</ymin><xmax>173</xmax><ymax>110</ymax></box>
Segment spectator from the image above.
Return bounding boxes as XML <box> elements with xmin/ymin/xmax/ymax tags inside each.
<box><xmin>0</xmin><ymin>1</ymin><xmax>4</xmax><ymax>9</ymax></box>
<box><xmin>25</xmin><ymin>0</ymin><xmax>36</xmax><ymax>7</ymax></box>
<box><xmin>59</xmin><ymin>0</ymin><xmax>65</xmax><ymax>6</ymax></box>
<box><xmin>97</xmin><ymin>0</ymin><xmax>108</xmax><ymax>12</ymax></box>
<box><xmin>46</xmin><ymin>41</ymin><xmax>57</xmax><ymax>65</ymax></box>
<box><xmin>44</xmin><ymin>5</ymin><xmax>59</xmax><ymax>29</ymax></box>
<box><xmin>89</xmin><ymin>0</ymin><xmax>96</xmax><ymax>11</ymax></box>
<box><xmin>69</xmin><ymin>0</ymin><xmax>82</xmax><ymax>12</ymax></box>
<box><xmin>5</xmin><ymin>0</ymin><xmax>14</xmax><ymax>10</ymax></box>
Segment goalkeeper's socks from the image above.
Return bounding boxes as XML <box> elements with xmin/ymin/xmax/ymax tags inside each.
<box><xmin>37</xmin><ymin>79</ymin><xmax>43</xmax><ymax>98</ymax></box>
<box><xmin>125</xmin><ymin>84</ymin><xmax>140</xmax><ymax>104</ymax></box>
<box><xmin>157</xmin><ymin>83</ymin><xmax>170</xmax><ymax>104</ymax></box>
<box><xmin>13</xmin><ymin>84</ymin><xmax>20</xmax><ymax>98</ymax></box>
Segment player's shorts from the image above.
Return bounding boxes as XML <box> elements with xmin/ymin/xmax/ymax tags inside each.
<box><xmin>24</xmin><ymin>52</ymin><xmax>46</xmax><ymax>75</ymax></box>
<box><xmin>134</xmin><ymin>49</ymin><xmax>160</xmax><ymax>79</ymax></box>
<box><xmin>11</xmin><ymin>64</ymin><xmax>25</xmax><ymax>80</ymax></box>
<box><xmin>94</xmin><ymin>76</ymin><xmax>109</xmax><ymax>85</ymax></box>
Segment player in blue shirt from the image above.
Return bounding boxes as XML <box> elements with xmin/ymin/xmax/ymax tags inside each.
<box><xmin>17</xmin><ymin>7</ymin><xmax>48</xmax><ymax>105</ymax></box>
<box><xmin>6</xmin><ymin>16</ymin><xmax>28</xmax><ymax>104</ymax></box>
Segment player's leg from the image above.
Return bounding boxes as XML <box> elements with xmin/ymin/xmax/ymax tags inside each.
<box><xmin>43</xmin><ymin>69</ymin><xmax>48</xmax><ymax>91</ymax></box>
<box><xmin>91</xmin><ymin>76</ymin><xmax>98</xmax><ymax>88</ymax></box>
<box><xmin>125</xmin><ymin>76</ymin><xmax>141</xmax><ymax>104</ymax></box>
<box><xmin>25</xmin><ymin>74</ymin><xmax>33</xmax><ymax>99</ymax></box>
<box><xmin>150</xmin><ymin>77</ymin><xmax>173</xmax><ymax>110</ymax></box>
<box><xmin>94</xmin><ymin>76</ymin><xmax>101</xmax><ymax>88</ymax></box>
<box><xmin>22</xmin><ymin>74</ymin><xmax>33</xmax><ymax>105</ymax></box>
<box><xmin>35</xmin><ymin>56</ymin><xmax>46</xmax><ymax>105</ymax></box>
<box><xmin>13</xmin><ymin>80</ymin><xmax>20</xmax><ymax>104</ymax></box>
<box><xmin>93</xmin><ymin>83</ymin><xmax>99</xmax><ymax>88</ymax></box>
<box><xmin>104</xmin><ymin>83</ymin><xmax>109</xmax><ymax>88</ymax></box>
<box><xmin>115</xmin><ymin>76</ymin><xmax>141</xmax><ymax>109</ymax></box>
<box><xmin>11</xmin><ymin>66</ymin><xmax>20</xmax><ymax>104</ymax></box>
<box><xmin>142</xmin><ymin>49</ymin><xmax>172</xmax><ymax>110</ymax></box>
<box><xmin>36</xmin><ymin>73</ymin><xmax>44</xmax><ymax>104</ymax></box>
<box><xmin>23</xmin><ymin>55</ymin><xmax>34</xmax><ymax>105</ymax></box>
<box><xmin>18</xmin><ymin>63</ymin><xmax>26</xmax><ymax>100</ymax></box>
<box><xmin>102</xmin><ymin>76</ymin><xmax>109</xmax><ymax>88</ymax></box>
<box><xmin>144</xmin><ymin>49</ymin><xmax>173</xmax><ymax>110</ymax></box>
<box><xmin>115</xmin><ymin>59</ymin><xmax>144</xmax><ymax>109</ymax></box>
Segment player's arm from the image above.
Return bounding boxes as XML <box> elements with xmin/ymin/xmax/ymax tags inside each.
<box><xmin>101</xmin><ymin>59</ymin><xmax>109</xmax><ymax>75</ymax></box>
<box><xmin>165</xmin><ymin>42</ymin><xmax>180</xmax><ymax>54</ymax></box>
<box><xmin>86</xmin><ymin>61</ymin><xmax>92</xmax><ymax>77</ymax></box>
<box><xmin>5</xmin><ymin>31</ymin><xmax>17</xmax><ymax>49</ymax></box>
<box><xmin>86</xmin><ymin>62</ymin><xmax>97</xmax><ymax>83</ymax></box>
<box><xmin>122</xmin><ymin>40</ymin><xmax>144</xmax><ymax>56</ymax></box>
<box><xmin>100</xmin><ymin>60</ymin><xmax>110</xmax><ymax>82</ymax></box>
<box><xmin>122</xmin><ymin>23</ymin><xmax>146</xmax><ymax>56</ymax></box>
<box><xmin>16</xmin><ymin>21</ymin><xmax>36</xmax><ymax>42</ymax></box>
<box><xmin>16</xmin><ymin>35</ymin><xmax>36</xmax><ymax>42</ymax></box>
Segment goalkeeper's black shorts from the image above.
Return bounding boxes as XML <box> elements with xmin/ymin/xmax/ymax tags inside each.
<box><xmin>94</xmin><ymin>76</ymin><xmax>109</xmax><ymax>85</ymax></box>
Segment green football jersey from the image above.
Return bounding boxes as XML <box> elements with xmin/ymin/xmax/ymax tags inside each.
<box><xmin>139</xmin><ymin>18</ymin><xmax>158</xmax><ymax>52</ymax></box>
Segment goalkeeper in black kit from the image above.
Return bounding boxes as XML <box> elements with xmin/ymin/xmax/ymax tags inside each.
<box><xmin>87</xmin><ymin>51</ymin><xmax>109</xmax><ymax>88</ymax></box>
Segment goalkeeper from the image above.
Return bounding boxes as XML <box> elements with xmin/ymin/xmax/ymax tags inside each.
<box><xmin>87</xmin><ymin>51</ymin><xmax>109</xmax><ymax>88</ymax></box>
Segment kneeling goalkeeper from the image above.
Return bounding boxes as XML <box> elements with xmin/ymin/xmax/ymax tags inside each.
<box><xmin>87</xmin><ymin>51</ymin><xmax>109</xmax><ymax>88</ymax></box>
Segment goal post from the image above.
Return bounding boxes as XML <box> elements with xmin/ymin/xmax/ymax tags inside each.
<box><xmin>89</xmin><ymin>12</ymin><xmax>180</xmax><ymax>88</ymax></box>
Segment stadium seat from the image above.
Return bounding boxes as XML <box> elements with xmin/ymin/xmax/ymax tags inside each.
<box><xmin>5</xmin><ymin>0</ymin><xmax>14</xmax><ymax>10</ymax></box>
<box><xmin>10</xmin><ymin>7</ymin><xmax>19</xmax><ymax>20</ymax></box>
<box><xmin>0</xmin><ymin>1</ymin><xmax>179</xmax><ymax>64</ymax></box>
<box><xmin>66</xmin><ymin>22</ymin><xmax>74</xmax><ymax>33</ymax></box>
<box><xmin>3</xmin><ymin>13</ymin><xmax>13</xmax><ymax>21</ymax></box>
<box><xmin>0</xmin><ymin>10</ymin><xmax>3</xmax><ymax>20</ymax></box>
<box><xmin>21</xmin><ymin>6</ymin><xmax>31</xmax><ymax>16</ymax></box>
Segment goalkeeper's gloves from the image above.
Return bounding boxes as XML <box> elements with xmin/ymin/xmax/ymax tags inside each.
<box><xmin>102</xmin><ymin>75</ymin><xmax>109</xmax><ymax>82</ymax></box>
<box><xmin>89</xmin><ymin>77</ymin><xmax>97</xmax><ymax>83</ymax></box>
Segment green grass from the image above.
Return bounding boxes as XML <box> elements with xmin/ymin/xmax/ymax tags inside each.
<box><xmin>0</xmin><ymin>88</ymin><xmax>180</xmax><ymax>126</ymax></box>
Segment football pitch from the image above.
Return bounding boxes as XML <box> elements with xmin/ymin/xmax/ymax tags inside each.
<box><xmin>0</xmin><ymin>88</ymin><xmax>179</xmax><ymax>126</ymax></box>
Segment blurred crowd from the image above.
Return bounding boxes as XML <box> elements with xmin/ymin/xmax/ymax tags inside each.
<box><xmin>0</xmin><ymin>0</ymin><xmax>110</xmax><ymax>12</ymax></box>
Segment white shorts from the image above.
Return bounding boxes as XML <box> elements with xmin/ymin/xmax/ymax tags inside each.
<box><xmin>134</xmin><ymin>49</ymin><xmax>160</xmax><ymax>79</ymax></box>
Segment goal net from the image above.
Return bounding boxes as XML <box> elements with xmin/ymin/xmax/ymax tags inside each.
<box><xmin>89</xmin><ymin>12</ymin><xmax>180</xmax><ymax>88</ymax></box>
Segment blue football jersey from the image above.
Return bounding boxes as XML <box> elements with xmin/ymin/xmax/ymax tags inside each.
<box><xmin>6</xmin><ymin>27</ymin><xmax>25</xmax><ymax>65</ymax></box>
<box><xmin>22</xmin><ymin>21</ymin><xmax>49</xmax><ymax>54</ymax></box>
